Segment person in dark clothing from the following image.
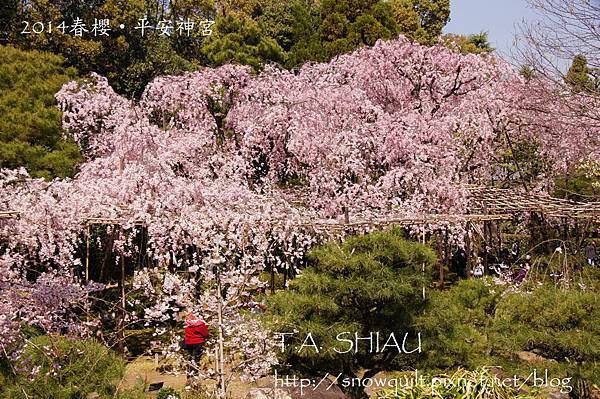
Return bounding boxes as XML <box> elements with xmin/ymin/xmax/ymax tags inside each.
<box><xmin>515</xmin><ymin>255</ymin><xmax>531</xmax><ymax>284</ymax></box>
<box><xmin>515</xmin><ymin>265</ymin><xmax>528</xmax><ymax>284</ymax></box>
<box><xmin>451</xmin><ymin>248</ymin><xmax>468</xmax><ymax>279</ymax></box>
<box><xmin>183</xmin><ymin>313</ymin><xmax>209</xmax><ymax>364</ymax></box>
<box><xmin>511</xmin><ymin>241</ymin><xmax>520</xmax><ymax>263</ymax></box>
<box><xmin>585</xmin><ymin>242</ymin><xmax>597</xmax><ymax>266</ymax></box>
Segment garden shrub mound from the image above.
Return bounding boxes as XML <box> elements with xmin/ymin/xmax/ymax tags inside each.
<box><xmin>376</xmin><ymin>368</ymin><xmax>540</xmax><ymax>399</ymax></box>
<box><xmin>416</xmin><ymin>278</ymin><xmax>599</xmax><ymax>396</ymax></box>
<box><xmin>0</xmin><ymin>335</ymin><xmax>124</xmax><ymax>399</ymax></box>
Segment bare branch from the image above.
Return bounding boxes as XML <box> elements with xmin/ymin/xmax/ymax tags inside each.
<box><xmin>515</xmin><ymin>0</ymin><xmax>600</xmax><ymax>83</ymax></box>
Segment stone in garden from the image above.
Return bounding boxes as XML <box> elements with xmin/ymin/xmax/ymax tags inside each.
<box><xmin>246</xmin><ymin>388</ymin><xmax>293</xmax><ymax>399</ymax></box>
<box><xmin>247</xmin><ymin>379</ymin><xmax>347</xmax><ymax>399</ymax></box>
<box><xmin>285</xmin><ymin>383</ymin><xmax>347</xmax><ymax>399</ymax></box>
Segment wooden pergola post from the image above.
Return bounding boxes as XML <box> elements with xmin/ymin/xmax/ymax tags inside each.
<box><xmin>497</xmin><ymin>220</ymin><xmax>502</xmax><ymax>257</ymax></box>
<box><xmin>270</xmin><ymin>266</ymin><xmax>275</xmax><ymax>294</ymax></box>
<box><xmin>421</xmin><ymin>230</ymin><xmax>426</xmax><ymax>299</ymax></box>
<box><xmin>214</xmin><ymin>247</ymin><xmax>226</xmax><ymax>398</ymax></box>
<box><xmin>483</xmin><ymin>220</ymin><xmax>490</xmax><ymax>275</ymax></box>
<box><xmin>85</xmin><ymin>224</ymin><xmax>90</xmax><ymax>285</ymax></box>
<box><xmin>465</xmin><ymin>221</ymin><xmax>471</xmax><ymax>278</ymax></box>
<box><xmin>117</xmin><ymin>252</ymin><xmax>126</xmax><ymax>354</ymax></box>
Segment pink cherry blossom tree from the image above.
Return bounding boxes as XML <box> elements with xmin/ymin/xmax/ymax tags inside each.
<box><xmin>1</xmin><ymin>35</ymin><xmax>598</xmax><ymax>393</ymax></box>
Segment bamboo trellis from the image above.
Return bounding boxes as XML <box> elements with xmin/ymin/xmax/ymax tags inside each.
<box><xmin>0</xmin><ymin>211</ymin><xmax>20</xmax><ymax>219</ymax></box>
<box><xmin>2</xmin><ymin>183</ymin><xmax>600</xmax><ymax>230</ymax></box>
<box><xmin>466</xmin><ymin>186</ymin><xmax>600</xmax><ymax>221</ymax></box>
<box><xmin>2</xmin><ymin>187</ymin><xmax>599</xmax><ymax>278</ymax></box>
<box><xmin>301</xmin><ymin>213</ymin><xmax>511</xmax><ymax>231</ymax></box>
<box><xmin>3</xmin><ymin>184</ymin><xmax>600</xmax><ymax>230</ymax></box>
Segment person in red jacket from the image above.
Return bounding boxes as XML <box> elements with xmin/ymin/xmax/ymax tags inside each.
<box><xmin>183</xmin><ymin>313</ymin><xmax>209</xmax><ymax>364</ymax></box>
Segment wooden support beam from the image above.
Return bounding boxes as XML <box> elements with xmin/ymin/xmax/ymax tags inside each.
<box><xmin>483</xmin><ymin>220</ymin><xmax>490</xmax><ymax>276</ymax></box>
<box><xmin>270</xmin><ymin>266</ymin><xmax>275</xmax><ymax>294</ymax></box>
<box><xmin>465</xmin><ymin>221</ymin><xmax>471</xmax><ymax>279</ymax></box>
<box><xmin>85</xmin><ymin>224</ymin><xmax>90</xmax><ymax>285</ymax></box>
<box><xmin>117</xmin><ymin>253</ymin><xmax>126</xmax><ymax>354</ymax></box>
<box><xmin>0</xmin><ymin>211</ymin><xmax>20</xmax><ymax>219</ymax></box>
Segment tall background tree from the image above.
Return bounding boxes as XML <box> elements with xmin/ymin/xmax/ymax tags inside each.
<box><xmin>440</xmin><ymin>32</ymin><xmax>494</xmax><ymax>54</ymax></box>
<box><xmin>516</xmin><ymin>0</ymin><xmax>600</xmax><ymax>201</ymax></box>
<box><xmin>9</xmin><ymin>0</ymin><xmax>212</xmax><ymax>98</ymax></box>
<box><xmin>201</xmin><ymin>13</ymin><xmax>284</xmax><ymax>70</ymax></box>
<box><xmin>0</xmin><ymin>0</ymin><xmax>18</xmax><ymax>44</ymax></box>
<box><xmin>564</xmin><ymin>54</ymin><xmax>598</xmax><ymax>94</ymax></box>
<box><xmin>8</xmin><ymin>0</ymin><xmax>453</xmax><ymax>93</ymax></box>
<box><xmin>0</xmin><ymin>46</ymin><xmax>81</xmax><ymax>178</ymax></box>
<box><xmin>389</xmin><ymin>0</ymin><xmax>450</xmax><ymax>45</ymax></box>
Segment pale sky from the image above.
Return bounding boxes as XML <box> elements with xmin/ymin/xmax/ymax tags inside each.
<box><xmin>444</xmin><ymin>0</ymin><xmax>539</xmax><ymax>62</ymax></box>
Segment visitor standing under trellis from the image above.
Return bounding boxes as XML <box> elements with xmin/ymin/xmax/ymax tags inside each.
<box><xmin>182</xmin><ymin>313</ymin><xmax>209</xmax><ymax>367</ymax></box>
<box><xmin>585</xmin><ymin>242</ymin><xmax>597</xmax><ymax>266</ymax></box>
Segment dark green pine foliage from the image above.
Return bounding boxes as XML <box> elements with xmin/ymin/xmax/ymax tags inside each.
<box><xmin>266</xmin><ymin>229</ymin><xmax>435</xmax><ymax>399</ymax></box>
<box><xmin>202</xmin><ymin>13</ymin><xmax>284</xmax><ymax>71</ymax></box>
<box><xmin>317</xmin><ymin>0</ymin><xmax>398</xmax><ymax>61</ymax></box>
<box><xmin>414</xmin><ymin>279</ymin><xmax>502</xmax><ymax>370</ymax></box>
<box><xmin>0</xmin><ymin>45</ymin><xmax>82</xmax><ymax>179</ymax></box>
<box><xmin>415</xmin><ymin>279</ymin><xmax>600</xmax><ymax>389</ymax></box>
<box><xmin>389</xmin><ymin>0</ymin><xmax>450</xmax><ymax>45</ymax></box>
<box><xmin>565</xmin><ymin>54</ymin><xmax>598</xmax><ymax>94</ymax></box>
<box><xmin>0</xmin><ymin>335</ymin><xmax>125</xmax><ymax>399</ymax></box>
<box><xmin>257</xmin><ymin>0</ymin><xmax>400</xmax><ymax>68</ymax></box>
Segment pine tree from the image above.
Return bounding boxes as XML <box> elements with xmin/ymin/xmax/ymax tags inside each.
<box><xmin>266</xmin><ymin>230</ymin><xmax>435</xmax><ymax>399</ymax></box>
<box><xmin>0</xmin><ymin>45</ymin><xmax>82</xmax><ymax>178</ymax></box>
<box><xmin>201</xmin><ymin>14</ymin><xmax>284</xmax><ymax>70</ymax></box>
<box><xmin>441</xmin><ymin>32</ymin><xmax>494</xmax><ymax>54</ymax></box>
<box><xmin>565</xmin><ymin>54</ymin><xmax>595</xmax><ymax>94</ymax></box>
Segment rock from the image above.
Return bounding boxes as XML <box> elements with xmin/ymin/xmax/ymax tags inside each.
<box><xmin>544</xmin><ymin>390</ymin><xmax>569</xmax><ymax>399</ymax></box>
<box><xmin>248</xmin><ymin>378</ymin><xmax>347</xmax><ymax>399</ymax></box>
<box><xmin>516</xmin><ymin>351</ymin><xmax>553</xmax><ymax>363</ymax></box>
<box><xmin>246</xmin><ymin>388</ymin><xmax>292</xmax><ymax>399</ymax></box>
<box><xmin>285</xmin><ymin>383</ymin><xmax>346</xmax><ymax>399</ymax></box>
